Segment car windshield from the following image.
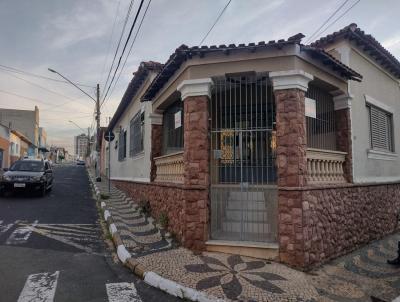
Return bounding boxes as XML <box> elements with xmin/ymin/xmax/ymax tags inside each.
<box><xmin>10</xmin><ymin>161</ymin><xmax>44</xmax><ymax>172</ymax></box>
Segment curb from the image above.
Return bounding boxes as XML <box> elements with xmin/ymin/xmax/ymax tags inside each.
<box><xmin>86</xmin><ymin>169</ymin><xmax>222</xmax><ymax>302</ymax></box>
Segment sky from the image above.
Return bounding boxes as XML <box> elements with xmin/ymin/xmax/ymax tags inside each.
<box><xmin>0</xmin><ymin>0</ymin><xmax>399</xmax><ymax>153</ymax></box>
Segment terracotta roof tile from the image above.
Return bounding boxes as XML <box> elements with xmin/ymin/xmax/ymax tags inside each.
<box><xmin>311</xmin><ymin>23</ymin><xmax>400</xmax><ymax>78</ymax></box>
<box><xmin>141</xmin><ymin>33</ymin><xmax>360</xmax><ymax>102</ymax></box>
<box><xmin>108</xmin><ymin>61</ymin><xmax>163</xmax><ymax>131</ymax></box>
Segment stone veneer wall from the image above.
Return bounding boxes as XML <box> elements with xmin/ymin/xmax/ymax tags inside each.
<box><xmin>113</xmin><ymin>94</ymin><xmax>211</xmax><ymax>251</ymax></box>
<box><xmin>335</xmin><ymin>108</ymin><xmax>352</xmax><ymax>182</ymax></box>
<box><xmin>112</xmin><ymin>180</ymin><xmax>209</xmax><ymax>250</ymax></box>
<box><xmin>275</xmin><ymin>89</ymin><xmax>307</xmax><ymax>187</ymax></box>
<box><xmin>150</xmin><ymin>124</ymin><xmax>162</xmax><ymax>182</ymax></box>
<box><xmin>279</xmin><ymin>183</ymin><xmax>400</xmax><ymax>268</ymax></box>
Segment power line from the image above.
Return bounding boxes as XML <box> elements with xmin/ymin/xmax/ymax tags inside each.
<box><xmin>312</xmin><ymin>0</ymin><xmax>361</xmax><ymax>41</ymax></box>
<box><xmin>305</xmin><ymin>0</ymin><xmax>351</xmax><ymax>44</ymax></box>
<box><xmin>0</xmin><ymin>89</ymin><xmax>90</xmax><ymax>114</ymax></box>
<box><xmin>99</xmin><ymin>0</ymin><xmax>122</xmax><ymax>87</ymax></box>
<box><xmin>41</xmin><ymin>114</ymin><xmax>93</xmax><ymax>121</ymax></box>
<box><xmin>104</xmin><ymin>0</ymin><xmax>152</xmax><ymax>106</ymax></box>
<box><xmin>0</xmin><ymin>89</ymin><xmax>58</xmax><ymax>107</ymax></box>
<box><xmin>102</xmin><ymin>0</ymin><xmax>146</xmax><ymax>104</ymax></box>
<box><xmin>102</xmin><ymin>0</ymin><xmax>135</xmax><ymax>100</ymax></box>
<box><xmin>0</xmin><ymin>64</ymin><xmax>94</xmax><ymax>88</ymax></box>
<box><xmin>198</xmin><ymin>0</ymin><xmax>232</xmax><ymax>46</ymax></box>
<box><xmin>0</xmin><ymin>67</ymin><xmax>93</xmax><ymax>110</ymax></box>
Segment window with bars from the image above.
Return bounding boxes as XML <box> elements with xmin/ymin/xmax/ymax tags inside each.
<box><xmin>129</xmin><ymin>111</ymin><xmax>144</xmax><ymax>157</ymax></box>
<box><xmin>306</xmin><ymin>85</ymin><xmax>337</xmax><ymax>150</ymax></box>
<box><xmin>367</xmin><ymin>104</ymin><xmax>394</xmax><ymax>152</ymax></box>
<box><xmin>162</xmin><ymin>101</ymin><xmax>183</xmax><ymax>154</ymax></box>
<box><xmin>118</xmin><ymin>129</ymin><xmax>127</xmax><ymax>161</ymax></box>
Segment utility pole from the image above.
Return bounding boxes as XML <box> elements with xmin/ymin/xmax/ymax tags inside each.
<box><xmin>96</xmin><ymin>84</ymin><xmax>100</xmax><ymax>151</ymax></box>
<box><xmin>87</xmin><ymin>127</ymin><xmax>90</xmax><ymax>158</ymax></box>
<box><xmin>95</xmin><ymin>83</ymin><xmax>101</xmax><ymax>181</ymax></box>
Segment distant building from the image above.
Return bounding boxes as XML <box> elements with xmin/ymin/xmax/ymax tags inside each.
<box><xmin>49</xmin><ymin>146</ymin><xmax>66</xmax><ymax>163</ymax></box>
<box><xmin>0</xmin><ymin>106</ymin><xmax>39</xmax><ymax>156</ymax></box>
<box><xmin>38</xmin><ymin>127</ymin><xmax>47</xmax><ymax>148</ymax></box>
<box><xmin>74</xmin><ymin>134</ymin><xmax>88</xmax><ymax>159</ymax></box>
<box><xmin>38</xmin><ymin>127</ymin><xmax>49</xmax><ymax>159</ymax></box>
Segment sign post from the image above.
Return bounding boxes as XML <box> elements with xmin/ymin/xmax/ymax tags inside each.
<box><xmin>104</xmin><ymin>131</ymin><xmax>115</xmax><ymax>194</ymax></box>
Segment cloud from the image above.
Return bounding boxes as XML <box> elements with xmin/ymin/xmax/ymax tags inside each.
<box><xmin>382</xmin><ymin>33</ymin><xmax>400</xmax><ymax>53</ymax></box>
<box><xmin>1</xmin><ymin>0</ymin><xmax>400</xmax><ymax>153</ymax></box>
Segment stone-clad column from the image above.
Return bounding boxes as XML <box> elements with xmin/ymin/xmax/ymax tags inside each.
<box><xmin>149</xmin><ymin>113</ymin><xmax>163</xmax><ymax>182</ymax></box>
<box><xmin>269</xmin><ymin>70</ymin><xmax>313</xmax><ymax>267</ymax></box>
<box><xmin>177</xmin><ymin>78</ymin><xmax>213</xmax><ymax>250</ymax></box>
<box><xmin>333</xmin><ymin>93</ymin><xmax>353</xmax><ymax>183</ymax></box>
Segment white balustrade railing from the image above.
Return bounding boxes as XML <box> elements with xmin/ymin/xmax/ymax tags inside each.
<box><xmin>154</xmin><ymin>151</ymin><xmax>184</xmax><ymax>184</ymax></box>
<box><xmin>306</xmin><ymin>148</ymin><xmax>347</xmax><ymax>184</ymax></box>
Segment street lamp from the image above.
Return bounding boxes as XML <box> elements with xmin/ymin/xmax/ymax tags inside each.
<box><xmin>50</xmin><ymin>68</ymin><xmax>101</xmax><ymax>181</ymax></box>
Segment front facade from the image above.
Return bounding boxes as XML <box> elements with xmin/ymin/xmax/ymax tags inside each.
<box><xmin>0</xmin><ymin>106</ymin><xmax>39</xmax><ymax>156</ymax></box>
<box><xmin>9</xmin><ymin>130</ymin><xmax>35</xmax><ymax>164</ymax></box>
<box><xmin>0</xmin><ymin>123</ymin><xmax>10</xmax><ymax>169</ymax></box>
<box><xmin>108</xmin><ymin>26</ymin><xmax>400</xmax><ymax>268</ymax></box>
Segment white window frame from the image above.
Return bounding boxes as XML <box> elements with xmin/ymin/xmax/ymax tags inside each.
<box><xmin>129</xmin><ymin>111</ymin><xmax>144</xmax><ymax>157</ymax></box>
<box><xmin>365</xmin><ymin>94</ymin><xmax>397</xmax><ymax>160</ymax></box>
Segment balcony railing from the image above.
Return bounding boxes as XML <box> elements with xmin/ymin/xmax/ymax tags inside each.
<box><xmin>154</xmin><ymin>151</ymin><xmax>184</xmax><ymax>184</ymax></box>
<box><xmin>306</xmin><ymin>148</ymin><xmax>347</xmax><ymax>184</ymax></box>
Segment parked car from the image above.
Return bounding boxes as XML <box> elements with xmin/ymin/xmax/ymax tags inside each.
<box><xmin>76</xmin><ymin>159</ymin><xmax>85</xmax><ymax>166</ymax></box>
<box><xmin>0</xmin><ymin>159</ymin><xmax>53</xmax><ymax>197</ymax></box>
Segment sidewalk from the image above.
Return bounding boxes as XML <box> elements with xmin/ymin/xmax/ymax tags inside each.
<box><xmin>88</xmin><ymin>170</ymin><xmax>400</xmax><ymax>302</ymax></box>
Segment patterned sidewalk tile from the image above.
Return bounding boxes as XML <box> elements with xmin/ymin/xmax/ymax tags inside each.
<box><xmin>90</xmin><ymin>171</ymin><xmax>400</xmax><ymax>302</ymax></box>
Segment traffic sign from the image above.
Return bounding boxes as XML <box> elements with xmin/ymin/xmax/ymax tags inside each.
<box><xmin>104</xmin><ymin>131</ymin><xmax>115</xmax><ymax>142</ymax></box>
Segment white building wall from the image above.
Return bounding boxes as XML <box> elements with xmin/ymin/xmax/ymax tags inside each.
<box><xmin>109</xmin><ymin>74</ymin><xmax>157</xmax><ymax>183</ymax></box>
<box><xmin>349</xmin><ymin>48</ymin><xmax>400</xmax><ymax>183</ymax></box>
<box><xmin>9</xmin><ymin>132</ymin><xmax>21</xmax><ymax>157</ymax></box>
<box><xmin>319</xmin><ymin>40</ymin><xmax>400</xmax><ymax>183</ymax></box>
<box><xmin>110</xmin><ymin>101</ymin><xmax>152</xmax><ymax>182</ymax></box>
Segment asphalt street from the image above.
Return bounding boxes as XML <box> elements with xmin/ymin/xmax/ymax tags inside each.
<box><xmin>0</xmin><ymin>164</ymin><xmax>180</xmax><ymax>302</ymax></box>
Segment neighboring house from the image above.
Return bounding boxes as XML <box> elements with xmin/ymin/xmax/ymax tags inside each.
<box><xmin>311</xmin><ymin>23</ymin><xmax>400</xmax><ymax>183</ymax></box>
<box><xmin>107</xmin><ymin>25</ymin><xmax>400</xmax><ymax>269</ymax></box>
<box><xmin>108</xmin><ymin>61</ymin><xmax>163</xmax><ymax>183</ymax></box>
<box><xmin>0</xmin><ymin>106</ymin><xmax>39</xmax><ymax>156</ymax></box>
<box><xmin>0</xmin><ymin>123</ymin><xmax>10</xmax><ymax>170</ymax></box>
<box><xmin>9</xmin><ymin>130</ymin><xmax>35</xmax><ymax>164</ymax></box>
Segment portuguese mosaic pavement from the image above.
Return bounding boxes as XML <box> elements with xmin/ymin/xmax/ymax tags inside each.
<box><xmin>91</xmin><ymin>171</ymin><xmax>400</xmax><ymax>301</ymax></box>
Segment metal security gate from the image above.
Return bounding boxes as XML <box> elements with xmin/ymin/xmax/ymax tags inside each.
<box><xmin>210</xmin><ymin>74</ymin><xmax>278</xmax><ymax>243</ymax></box>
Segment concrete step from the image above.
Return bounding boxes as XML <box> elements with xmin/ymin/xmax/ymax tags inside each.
<box><xmin>225</xmin><ymin>209</ymin><xmax>268</xmax><ymax>222</ymax></box>
<box><xmin>225</xmin><ymin>200</ymin><xmax>267</xmax><ymax>211</ymax></box>
<box><xmin>222</xmin><ymin>221</ymin><xmax>271</xmax><ymax>233</ymax></box>
<box><xmin>228</xmin><ymin>191</ymin><xmax>265</xmax><ymax>201</ymax></box>
<box><xmin>206</xmin><ymin>240</ymin><xmax>279</xmax><ymax>260</ymax></box>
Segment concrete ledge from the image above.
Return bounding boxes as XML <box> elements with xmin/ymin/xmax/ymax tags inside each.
<box><xmin>206</xmin><ymin>240</ymin><xmax>279</xmax><ymax>260</ymax></box>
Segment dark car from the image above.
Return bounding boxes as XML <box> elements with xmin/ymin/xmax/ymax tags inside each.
<box><xmin>0</xmin><ymin>159</ymin><xmax>53</xmax><ymax>197</ymax></box>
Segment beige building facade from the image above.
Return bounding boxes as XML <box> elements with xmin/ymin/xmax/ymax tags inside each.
<box><xmin>107</xmin><ymin>25</ymin><xmax>400</xmax><ymax>269</ymax></box>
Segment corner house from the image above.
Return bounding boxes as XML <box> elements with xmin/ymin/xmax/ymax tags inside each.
<box><xmin>106</xmin><ymin>24</ymin><xmax>400</xmax><ymax>269</ymax></box>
